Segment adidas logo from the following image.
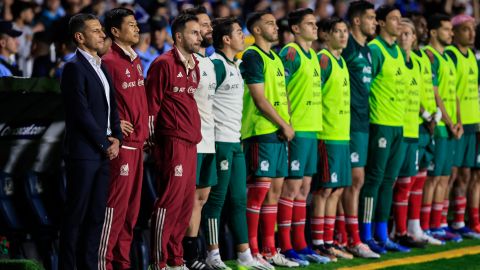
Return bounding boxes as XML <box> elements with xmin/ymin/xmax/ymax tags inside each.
<box><xmin>469</xmin><ymin>68</ymin><xmax>474</xmax><ymax>75</ymax></box>
<box><xmin>358</xmin><ymin>53</ymin><xmax>364</xmax><ymax>59</ymax></box>
<box><xmin>313</xmin><ymin>69</ymin><xmax>319</xmax><ymax>77</ymax></box>
<box><xmin>449</xmin><ymin>70</ymin><xmax>454</xmax><ymax>76</ymax></box>
<box><xmin>395</xmin><ymin>68</ymin><xmax>402</xmax><ymax>76</ymax></box>
<box><xmin>343</xmin><ymin>78</ymin><xmax>348</xmax><ymax>86</ymax></box>
<box><xmin>276</xmin><ymin>68</ymin><xmax>283</xmax><ymax>77</ymax></box>
<box><xmin>230</xmin><ymin>71</ymin><xmax>234</xmax><ymax>76</ymax></box>
<box><xmin>202</xmin><ymin>71</ymin><xmax>207</xmax><ymax>76</ymax></box>
<box><xmin>177</xmin><ymin>72</ymin><xmax>183</xmax><ymax>78</ymax></box>
<box><xmin>411</xmin><ymin>78</ymin><xmax>418</xmax><ymax>86</ymax></box>
<box><xmin>424</xmin><ymin>68</ymin><xmax>429</xmax><ymax>74</ymax></box>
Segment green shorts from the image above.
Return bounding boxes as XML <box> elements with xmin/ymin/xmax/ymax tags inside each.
<box><xmin>418</xmin><ymin>125</ymin><xmax>433</xmax><ymax>170</ymax></box>
<box><xmin>196</xmin><ymin>153</ymin><xmax>218</xmax><ymax>187</ymax></box>
<box><xmin>215</xmin><ymin>142</ymin><xmax>246</xmax><ymax>181</ymax></box>
<box><xmin>350</xmin><ymin>131</ymin><xmax>369</xmax><ymax>168</ymax></box>
<box><xmin>316</xmin><ymin>140</ymin><xmax>352</xmax><ymax>188</ymax></box>
<box><xmin>475</xmin><ymin>132</ymin><xmax>480</xmax><ymax>169</ymax></box>
<box><xmin>244</xmin><ymin>141</ymin><xmax>288</xmax><ymax>179</ymax></box>
<box><xmin>288</xmin><ymin>135</ymin><xmax>317</xmax><ymax>178</ymax></box>
<box><xmin>453</xmin><ymin>132</ymin><xmax>476</xmax><ymax>168</ymax></box>
<box><xmin>399</xmin><ymin>139</ymin><xmax>419</xmax><ymax>177</ymax></box>
<box><xmin>427</xmin><ymin>126</ymin><xmax>455</xmax><ymax>177</ymax></box>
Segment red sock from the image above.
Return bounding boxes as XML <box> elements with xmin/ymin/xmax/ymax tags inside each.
<box><xmin>261</xmin><ymin>204</ymin><xmax>278</xmax><ymax>255</ymax></box>
<box><xmin>409</xmin><ymin>174</ymin><xmax>426</xmax><ymax>220</ymax></box>
<box><xmin>430</xmin><ymin>202</ymin><xmax>443</xmax><ymax>229</ymax></box>
<box><xmin>420</xmin><ymin>203</ymin><xmax>431</xmax><ymax>231</ymax></box>
<box><xmin>346</xmin><ymin>215</ymin><xmax>361</xmax><ymax>246</ymax></box>
<box><xmin>393</xmin><ymin>177</ymin><xmax>411</xmax><ymax>235</ymax></box>
<box><xmin>292</xmin><ymin>200</ymin><xmax>307</xmax><ymax>250</ymax></box>
<box><xmin>335</xmin><ymin>214</ymin><xmax>347</xmax><ymax>246</ymax></box>
<box><xmin>311</xmin><ymin>216</ymin><xmax>324</xmax><ymax>245</ymax></box>
<box><xmin>324</xmin><ymin>216</ymin><xmax>336</xmax><ymax>244</ymax></box>
<box><xmin>277</xmin><ymin>198</ymin><xmax>293</xmax><ymax>251</ymax></box>
<box><xmin>440</xmin><ymin>199</ymin><xmax>449</xmax><ymax>227</ymax></box>
<box><xmin>246</xmin><ymin>181</ymin><xmax>270</xmax><ymax>255</ymax></box>
<box><xmin>468</xmin><ymin>207</ymin><xmax>480</xmax><ymax>228</ymax></box>
<box><xmin>453</xmin><ymin>196</ymin><xmax>466</xmax><ymax>225</ymax></box>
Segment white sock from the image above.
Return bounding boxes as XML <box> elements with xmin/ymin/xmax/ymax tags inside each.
<box><xmin>237</xmin><ymin>248</ymin><xmax>253</xmax><ymax>263</ymax></box>
<box><xmin>207</xmin><ymin>249</ymin><xmax>221</xmax><ymax>260</ymax></box>
<box><xmin>408</xmin><ymin>219</ymin><xmax>422</xmax><ymax>235</ymax></box>
<box><xmin>452</xmin><ymin>222</ymin><xmax>465</xmax><ymax>229</ymax></box>
<box><xmin>312</xmin><ymin>239</ymin><xmax>324</xmax><ymax>246</ymax></box>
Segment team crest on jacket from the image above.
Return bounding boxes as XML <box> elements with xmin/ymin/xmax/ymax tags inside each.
<box><xmin>125</xmin><ymin>68</ymin><xmax>130</xmax><ymax>78</ymax></box>
<box><xmin>175</xmin><ymin>164</ymin><xmax>183</xmax><ymax>177</ymax></box>
<box><xmin>192</xmin><ymin>71</ymin><xmax>197</xmax><ymax>83</ymax></box>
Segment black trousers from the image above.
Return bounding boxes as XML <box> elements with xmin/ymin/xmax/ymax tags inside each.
<box><xmin>59</xmin><ymin>158</ymin><xmax>109</xmax><ymax>270</ymax></box>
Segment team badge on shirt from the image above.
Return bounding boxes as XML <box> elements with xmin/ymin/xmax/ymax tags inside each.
<box><xmin>125</xmin><ymin>68</ymin><xmax>131</xmax><ymax>78</ymax></box>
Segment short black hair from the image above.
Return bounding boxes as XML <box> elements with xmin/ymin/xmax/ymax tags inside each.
<box><xmin>346</xmin><ymin>0</ymin><xmax>374</xmax><ymax>23</ymax></box>
<box><xmin>287</xmin><ymin>8</ymin><xmax>314</xmax><ymax>32</ymax></box>
<box><xmin>375</xmin><ymin>5</ymin><xmax>398</xmax><ymax>22</ymax></box>
<box><xmin>475</xmin><ymin>23</ymin><xmax>480</xmax><ymax>50</ymax></box>
<box><xmin>104</xmin><ymin>8</ymin><xmax>135</xmax><ymax>40</ymax></box>
<box><xmin>246</xmin><ymin>11</ymin><xmax>272</xmax><ymax>34</ymax></box>
<box><xmin>319</xmin><ymin>16</ymin><xmax>346</xmax><ymax>33</ymax></box>
<box><xmin>69</xmin><ymin>13</ymin><xmax>98</xmax><ymax>45</ymax></box>
<box><xmin>171</xmin><ymin>13</ymin><xmax>199</xmax><ymax>43</ymax></box>
<box><xmin>212</xmin><ymin>17</ymin><xmax>241</xmax><ymax>49</ymax></box>
<box><xmin>427</xmin><ymin>13</ymin><xmax>451</xmax><ymax>31</ymax></box>
<box><xmin>182</xmin><ymin>6</ymin><xmax>208</xmax><ymax>16</ymax></box>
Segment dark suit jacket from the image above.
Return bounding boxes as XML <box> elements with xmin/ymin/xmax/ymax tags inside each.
<box><xmin>61</xmin><ymin>50</ymin><xmax>122</xmax><ymax>160</ymax></box>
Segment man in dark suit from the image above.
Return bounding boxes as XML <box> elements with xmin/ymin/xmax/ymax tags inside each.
<box><xmin>59</xmin><ymin>13</ymin><xmax>122</xmax><ymax>270</ymax></box>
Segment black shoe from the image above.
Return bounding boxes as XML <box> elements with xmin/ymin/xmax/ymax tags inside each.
<box><xmin>186</xmin><ymin>259</ymin><xmax>214</xmax><ymax>270</ymax></box>
<box><xmin>396</xmin><ymin>234</ymin><xmax>427</xmax><ymax>249</ymax></box>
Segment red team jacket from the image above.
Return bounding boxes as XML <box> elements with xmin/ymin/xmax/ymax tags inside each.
<box><xmin>102</xmin><ymin>43</ymin><xmax>149</xmax><ymax>149</ymax></box>
<box><xmin>146</xmin><ymin>48</ymin><xmax>201</xmax><ymax>145</ymax></box>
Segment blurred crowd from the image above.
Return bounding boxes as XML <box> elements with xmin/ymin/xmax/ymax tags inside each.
<box><xmin>0</xmin><ymin>0</ymin><xmax>479</xmax><ymax>79</ymax></box>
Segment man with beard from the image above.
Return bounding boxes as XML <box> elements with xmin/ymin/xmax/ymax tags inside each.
<box><xmin>443</xmin><ymin>15</ymin><xmax>480</xmax><ymax>239</ymax></box>
<box><xmin>146</xmin><ymin>13</ymin><xmax>202</xmax><ymax>270</ymax></box>
<box><xmin>337</xmin><ymin>1</ymin><xmax>380</xmax><ymax>258</ymax></box>
<box><xmin>277</xmin><ymin>8</ymin><xmax>329</xmax><ymax>265</ymax></box>
<box><xmin>181</xmin><ymin>7</ymin><xmax>217</xmax><ymax>270</ymax></box>
<box><xmin>241</xmin><ymin>11</ymin><xmax>298</xmax><ymax>268</ymax></box>
<box><xmin>358</xmin><ymin>5</ymin><xmax>409</xmax><ymax>253</ymax></box>
<box><xmin>421</xmin><ymin>14</ymin><xmax>461</xmax><ymax>242</ymax></box>
<box><xmin>100</xmin><ymin>8</ymin><xmax>148</xmax><ymax>270</ymax></box>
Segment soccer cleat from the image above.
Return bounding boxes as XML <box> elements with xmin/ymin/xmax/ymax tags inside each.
<box><xmin>414</xmin><ymin>231</ymin><xmax>444</xmax><ymax>245</ymax></box>
<box><xmin>364</xmin><ymin>239</ymin><xmax>387</xmax><ymax>255</ymax></box>
<box><xmin>381</xmin><ymin>238</ymin><xmax>410</xmax><ymax>253</ymax></box>
<box><xmin>347</xmin><ymin>243</ymin><xmax>380</xmax><ymax>259</ymax></box>
<box><xmin>296</xmin><ymin>247</ymin><xmax>330</xmax><ymax>264</ymax></box>
<box><xmin>206</xmin><ymin>255</ymin><xmax>232</xmax><ymax>270</ymax></box>
<box><xmin>186</xmin><ymin>260</ymin><xmax>214</xmax><ymax>270</ymax></box>
<box><xmin>265</xmin><ymin>249</ymin><xmax>300</xmax><ymax>268</ymax></box>
<box><xmin>430</xmin><ymin>228</ymin><xmax>462</xmax><ymax>243</ymax></box>
<box><xmin>282</xmin><ymin>249</ymin><xmax>309</xmax><ymax>267</ymax></box>
<box><xmin>312</xmin><ymin>245</ymin><xmax>338</xmax><ymax>262</ymax></box>
<box><xmin>238</xmin><ymin>255</ymin><xmax>275</xmax><ymax>270</ymax></box>
<box><xmin>326</xmin><ymin>244</ymin><xmax>354</xmax><ymax>260</ymax></box>
<box><xmin>395</xmin><ymin>235</ymin><xmax>427</xmax><ymax>249</ymax></box>
<box><xmin>450</xmin><ymin>226</ymin><xmax>480</xmax><ymax>239</ymax></box>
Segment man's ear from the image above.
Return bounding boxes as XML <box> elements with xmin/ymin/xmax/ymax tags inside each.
<box><xmin>74</xmin><ymin>32</ymin><xmax>84</xmax><ymax>44</ymax></box>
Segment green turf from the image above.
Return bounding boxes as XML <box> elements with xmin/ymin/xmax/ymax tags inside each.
<box><xmin>0</xmin><ymin>259</ymin><xmax>44</xmax><ymax>270</ymax></box>
<box><xmin>226</xmin><ymin>239</ymin><xmax>480</xmax><ymax>270</ymax></box>
<box><xmin>384</xmin><ymin>253</ymin><xmax>480</xmax><ymax>270</ymax></box>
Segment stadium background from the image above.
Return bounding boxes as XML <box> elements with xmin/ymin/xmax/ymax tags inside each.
<box><xmin>1</xmin><ymin>0</ymin><xmax>480</xmax><ymax>269</ymax></box>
